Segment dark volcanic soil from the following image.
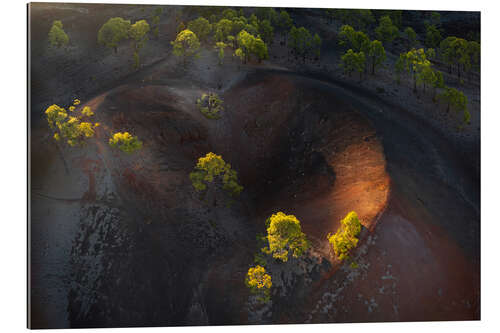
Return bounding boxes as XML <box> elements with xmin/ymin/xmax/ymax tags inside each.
<box><xmin>29</xmin><ymin>4</ymin><xmax>480</xmax><ymax>329</ymax></box>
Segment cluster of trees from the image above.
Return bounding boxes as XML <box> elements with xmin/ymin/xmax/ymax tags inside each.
<box><xmin>45</xmin><ymin>99</ymin><xmax>99</xmax><ymax>147</ymax></box>
<box><xmin>97</xmin><ymin>17</ymin><xmax>151</xmax><ymax>69</ymax></box>
<box><xmin>246</xmin><ymin>211</ymin><xmax>309</xmax><ymax>304</ymax></box>
<box><xmin>395</xmin><ymin>48</ymin><xmax>470</xmax><ymax>125</ymax></box>
<box><xmin>196</xmin><ymin>93</ymin><xmax>224</xmax><ymax>119</ymax></box>
<box><xmin>171</xmin><ymin>7</ymin><xmax>321</xmax><ymax>67</ymax></box>
<box><xmin>288</xmin><ymin>26</ymin><xmax>322</xmax><ymax>63</ymax></box>
<box><xmin>440</xmin><ymin>36</ymin><xmax>480</xmax><ymax>81</ymax></box>
<box><xmin>189</xmin><ymin>152</ymin><xmax>243</xmax><ymax>206</ymax></box>
<box><xmin>48</xmin><ymin>20</ymin><xmax>69</xmax><ymax>48</ymax></box>
<box><xmin>172</xmin><ymin>7</ymin><xmax>296</xmax><ymax>66</ymax></box>
<box><xmin>45</xmin><ymin>98</ymin><xmax>143</xmax><ymax>153</ymax></box>
<box><xmin>338</xmin><ymin>25</ymin><xmax>386</xmax><ymax>78</ymax></box>
<box><xmin>327</xmin><ymin>211</ymin><xmax>362</xmax><ymax>261</ymax></box>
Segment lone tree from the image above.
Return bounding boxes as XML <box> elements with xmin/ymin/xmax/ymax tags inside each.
<box><xmin>404</xmin><ymin>26</ymin><xmax>417</xmax><ymax>50</ymax></box>
<box><xmin>214</xmin><ymin>18</ymin><xmax>233</xmax><ymax>42</ymax></box>
<box><xmin>197</xmin><ymin>92</ymin><xmax>223</xmax><ymax>119</ymax></box>
<box><xmin>245</xmin><ymin>265</ymin><xmax>272</xmax><ymax>303</ymax></box>
<box><xmin>98</xmin><ymin>17</ymin><xmax>131</xmax><ymax>53</ymax></box>
<box><xmin>368</xmin><ymin>40</ymin><xmax>386</xmax><ymax>75</ymax></box>
<box><xmin>425</xmin><ymin>24</ymin><xmax>442</xmax><ymax>49</ymax></box>
<box><xmin>277</xmin><ymin>10</ymin><xmax>293</xmax><ymax>43</ymax></box>
<box><xmin>45</xmin><ymin>99</ymin><xmax>100</xmax><ymax>147</ymax></box>
<box><xmin>341</xmin><ymin>49</ymin><xmax>365</xmax><ymax>79</ymax></box>
<box><xmin>258</xmin><ymin>19</ymin><xmax>274</xmax><ymax>44</ymax></box>
<box><xmin>399</xmin><ymin>48</ymin><xmax>431</xmax><ymax>92</ymax></box>
<box><xmin>48</xmin><ymin>20</ymin><xmax>69</xmax><ymax>48</ymax></box>
<box><xmin>261</xmin><ymin>212</ymin><xmax>309</xmax><ymax>262</ymax></box>
<box><xmin>187</xmin><ymin>17</ymin><xmax>212</xmax><ymax>42</ymax></box>
<box><xmin>438</xmin><ymin>87</ymin><xmax>470</xmax><ymax>125</ymax></box>
<box><xmin>214</xmin><ymin>41</ymin><xmax>227</xmax><ymax>64</ymax></box>
<box><xmin>150</xmin><ymin>7</ymin><xmax>163</xmax><ymax>39</ymax></box>
<box><xmin>109</xmin><ymin>132</ymin><xmax>143</xmax><ymax>153</ymax></box>
<box><xmin>171</xmin><ymin>29</ymin><xmax>201</xmax><ymax>66</ymax></box>
<box><xmin>189</xmin><ymin>152</ymin><xmax>243</xmax><ymax>206</ymax></box>
<box><xmin>375</xmin><ymin>15</ymin><xmax>399</xmax><ymax>46</ymax></box>
<box><xmin>327</xmin><ymin>211</ymin><xmax>362</xmax><ymax>261</ymax></box>
<box><xmin>129</xmin><ymin>20</ymin><xmax>150</xmax><ymax>69</ymax></box>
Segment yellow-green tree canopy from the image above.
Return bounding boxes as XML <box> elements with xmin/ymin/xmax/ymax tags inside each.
<box><xmin>245</xmin><ymin>265</ymin><xmax>272</xmax><ymax>303</ymax></box>
<box><xmin>187</xmin><ymin>17</ymin><xmax>212</xmax><ymax>42</ymax></box>
<box><xmin>439</xmin><ymin>86</ymin><xmax>469</xmax><ymax>124</ymax></box>
<box><xmin>214</xmin><ymin>18</ymin><xmax>233</xmax><ymax>42</ymax></box>
<box><xmin>277</xmin><ymin>10</ymin><xmax>293</xmax><ymax>34</ymax></box>
<box><xmin>367</xmin><ymin>40</ymin><xmax>386</xmax><ymax>75</ymax></box>
<box><xmin>98</xmin><ymin>17</ymin><xmax>131</xmax><ymax>53</ymax></box>
<box><xmin>197</xmin><ymin>92</ymin><xmax>223</xmax><ymax>118</ymax></box>
<box><xmin>404</xmin><ymin>26</ymin><xmax>417</xmax><ymax>50</ymax></box>
<box><xmin>234</xmin><ymin>30</ymin><xmax>268</xmax><ymax>64</ymax></box>
<box><xmin>109</xmin><ymin>132</ymin><xmax>143</xmax><ymax>153</ymax></box>
<box><xmin>45</xmin><ymin>99</ymin><xmax>100</xmax><ymax>147</ymax></box>
<box><xmin>130</xmin><ymin>19</ymin><xmax>150</xmax><ymax>48</ymax></box>
<box><xmin>375</xmin><ymin>15</ymin><xmax>399</xmax><ymax>45</ymax></box>
<box><xmin>328</xmin><ymin>9</ymin><xmax>374</xmax><ymax>30</ymax></box>
<box><xmin>341</xmin><ymin>49</ymin><xmax>366</xmax><ymax>78</ymax></box>
<box><xmin>425</xmin><ymin>24</ymin><xmax>442</xmax><ymax>49</ymax></box>
<box><xmin>189</xmin><ymin>152</ymin><xmax>243</xmax><ymax>197</ymax></box>
<box><xmin>171</xmin><ymin>29</ymin><xmax>200</xmax><ymax>66</ymax></box>
<box><xmin>338</xmin><ymin>25</ymin><xmax>369</xmax><ymax>53</ymax></box>
<box><xmin>48</xmin><ymin>20</ymin><xmax>69</xmax><ymax>48</ymax></box>
<box><xmin>214</xmin><ymin>42</ymin><xmax>227</xmax><ymax>64</ymax></box>
<box><xmin>327</xmin><ymin>211</ymin><xmax>362</xmax><ymax>261</ymax></box>
<box><xmin>262</xmin><ymin>212</ymin><xmax>309</xmax><ymax>262</ymax></box>
<box><xmin>258</xmin><ymin>19</ymin><xmax>274</xmax><ymax>44</ymax></box>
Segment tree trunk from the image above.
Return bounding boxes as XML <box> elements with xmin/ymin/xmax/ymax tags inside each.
<box><xmin>371</xmin><ymin>57</ymin><xmax>375</xmax><ymax>75</ymax></box>
<box><xmin>114</xmin><ymin>46</ymin><xmax>118</xmax><ymax>53</ymax></box>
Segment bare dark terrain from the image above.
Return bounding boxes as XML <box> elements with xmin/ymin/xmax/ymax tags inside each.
<box><xmin>29</xmin><ymin>3</ymin><xmax>480</xmax><ymax>328</ymax></box>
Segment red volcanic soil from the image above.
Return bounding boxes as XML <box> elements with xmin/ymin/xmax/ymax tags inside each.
<box><xmin>30</xmin><ymin>67</ymin><xmax>479</xmax><ymax>327</ymax></box>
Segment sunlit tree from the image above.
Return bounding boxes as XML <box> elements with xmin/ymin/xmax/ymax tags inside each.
<box><xmin>327</xmin><ymin>211</ymin><xmax>362</xmax><ymax>261</ymax></box>
<box><xmin>338</xmin><ymin>25</ymin><xmax>369</xmax><ymax>53</ymax></box>
<box><xmin>258</xmin><ymin>19</ymin><xmax>274</xmax><ymax>44</ymax></box>
<box><xmin>425</xmin><ymin>24</ymin><xmax>442</xmax><ymax>49</ymax></box>
<box><xmin>189</xmin><ymin>152</ymin><xmax>243</xmax><ymax>206</ymax></box>
<box><xmin>45</xmin><ymin>99</ymin><xmax>100</xmax><ymax>147</ymax></box>
<box><xmin>368</xmin><ymin>40</ymin><xmax>386</xmax><ymax>75</ymax></box>
<box><xmin>197</xmin><ymin>92</ymin><xmax>223</xmax><ymax>118</ymax></box>
<box><xmin>129</xmin><ymin>19</ymin><xmax>150</xmax><ymax>69</ymax></box>
<box><xmin>245</xmin><ymin>265</ymin><xmax>272</xmax><ymax>303</ymax></box>
<box><xmin>98</xmin><ymin>17</ymin><xmax>131</xmax><ymax>53</ymax></box>
<box><xmin>404</xmin><ymin>26</ymin><xmax>417</xmax><ymax>50</ymax></box>
<box><xmin>48</xmin><ymin>20</ymin><xmax>69</xmax><ymax>48</ymax></box>
<box><xmin>277</xmin><ymin>10</ymin><xmax>293</xmax><ymax>43</ymax></box>
<box><xmin>375</xmin><ymin>15</ymin><xmax>399</xmax><ymax>46</ymax></box>
<box><xmin>171</xmin><ymin>29</ymin><xmax>200</xmax><ymax>66</ymax></box>
<box><xmin>214</xmin><ymin>18</ymin><xmax>233</xmax><ymax>42</ymax></box>
<box><xmin>341</xmin><ymin>49</ymin><xmax>365</xmax><ymax>79</ymax></box>
<box><xmin>109</xmin><ymin>132</ymin><xmax>143</xmax><ymax>153</ymax></box>
<box><xmin>187</xmin><ymin>17</ymin><xmax>212</xmax><ymax>42</ymax></box>
<box><xmin>261</xmin><ymin>212</ymin><xmax>309</xmax><ymax>262</ymax></box>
